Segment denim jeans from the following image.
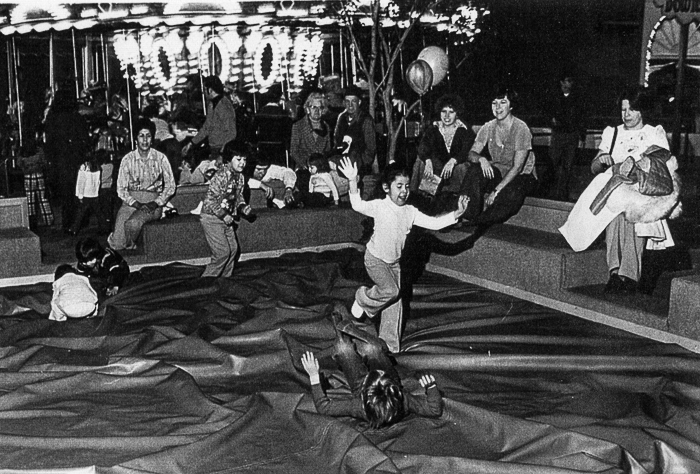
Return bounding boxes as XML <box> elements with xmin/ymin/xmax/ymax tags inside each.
<box><xmin>355</xmin><ymin>251</ymin><xmax>402</xmax><ymax>353</ymax></box>
<box><xmin>200</xmin><ymin>212</ymin><xmax>239</xmax><ymax>278</ymax></box>
<box><xmin>108</xmin><ymin>191</ymin><xmax>162</xmax><ymax>250</ymax></box>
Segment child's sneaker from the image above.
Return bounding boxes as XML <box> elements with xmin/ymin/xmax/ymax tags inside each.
<box><xmin>190</xmin><ymin>201</ymin><xmax>203</xmax><ymax>215</ymax></box>
<box><xmin>351</xmin><ymin>300</ymin><xmax>365</xmax><ymax>320</ymax></box>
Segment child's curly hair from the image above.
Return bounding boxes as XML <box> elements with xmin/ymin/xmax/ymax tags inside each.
<box><xmin>361</xmin><ymin>369</ymin><xmax>405</xmax><ymax>428</ymax></box>
<box><xmin>434</xmin><ymin>94</ymin><xmax>465</xmax><ymax>117</ymax></box>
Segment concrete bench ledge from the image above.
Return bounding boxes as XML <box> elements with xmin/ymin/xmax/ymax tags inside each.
<box><xmin>428</xmin><ymin>196</ymin><xmax>700</xmax><ymax>351</ymax></box>
<box><xmin>0</xmin><ymin>227</ymin><xmax>42</xmax><ymax>278</ymax></box>
<box><xmin>170</xmin><ymin>184</ymin><xmax>208</xmax><ymax>214</ymax></box>
<box><xmin>431</xmin><ymin>223</ymin><xmax>606</xmax><ymax>296</ymax></box>
<box><xmin>468</xmin><ymin>197</ymin><xmax>609</xmax><ymax>291</ymax></box>
<box><xmin>141</xmin><ymin>207</ymin><xmax>366</xmax><ymax>262</ymax></box>
<box><xmin>669</xmin><ymin>274</ymin><xmax>700</xmax><ymax>340</ymax></box>
<box><xmin>505</xmin><ymin>197</ymin><xmax>573</xmax><ymax>234</ymax></box>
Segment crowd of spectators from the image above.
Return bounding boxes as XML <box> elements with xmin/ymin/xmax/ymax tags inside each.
<box><xmin>1</xmin><ymin>72</ymin><xmax>683</xmax><ymax>299</ymax></box>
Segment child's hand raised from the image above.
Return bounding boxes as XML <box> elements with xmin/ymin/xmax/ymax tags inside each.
<box><xmin>419</xmin><ymin>374</ymin><xmax>437</xmax><ymax>389</ymax></box>
<box><xmin>455</xmin><ymin>195</ymin><xmax>470</xmax><ymax>219</ymax></box>
<box><xmin>337</xmin><ymin>157</ymin><xmax>358</xmax><ymax>181</ymax></box>
<box><xmin>301</xmin><ymin>351</ymin><xmax>320</xmax><ymax>384</ymax></box>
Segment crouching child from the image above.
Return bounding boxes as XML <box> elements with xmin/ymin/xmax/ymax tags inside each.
<box><xmin>49</xmin><ymin>264</ymin><xmax>98</xmax><ymax>321</ymax></box>
<box><xmin>76</xmin><ymin>237</ymin><xmax>130</xmax><ymax>297</ymax></box>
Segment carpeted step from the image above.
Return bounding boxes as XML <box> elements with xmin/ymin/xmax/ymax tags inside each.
<box><xmin>0</xmin><ymin>227</ymin><xmax>42</xmax><ymax>278</ymax></box>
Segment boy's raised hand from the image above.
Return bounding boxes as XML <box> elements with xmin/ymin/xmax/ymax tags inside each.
<box><xmin>301</xmin><ymin>351</ymin><xmax>320</xmax><ymax>384</ymax></box>
<box><xmin>419</xmin><ymin>374</ymin><xmax>437</xmax><ymax>389</ymax></box>
<box><xmin>455</xmin><ymin>195</ymin><xmax>470</xmax><ymax>219</ymax></box>
<box><xmin>337</xmin><ymin>157</ymin><xmax>358</xmax><ymax>181</ymax></box>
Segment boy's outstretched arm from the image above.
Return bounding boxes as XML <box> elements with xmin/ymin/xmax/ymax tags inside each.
<box><xmin>302</xmin><ymin>351</ymin><xmax>359</xmax><ymax>418</ymax></box>
<box><xmin>301</xmin><ymin>351</ymin><xmax>320</xmax><ymax>385</ymax></box>
<box><xmin>419</xmin><ymin>374</ymin><xmax>437</xmax><ymax>390</ymax></box>
<box><xmin>417</xmin><ymin>373</ymin><xmax>443</xmax><ymax>417</ymax></box>
<box><xmin>337</xmin><ymin>157</ymin><xmax>359</xmax><ymax>195</ymax></box>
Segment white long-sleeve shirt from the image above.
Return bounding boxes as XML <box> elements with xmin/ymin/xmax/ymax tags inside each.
<box><xmin>49</xmin><ymin>273</ymin><xmax>98</xmax><ymax>321</ymax></box>
<box><xmin>309</xmin><ymin>172</ymin><xmax>339</xmax><ymax>202</ymax></box>
<box><xmin>349</xmin><ymin>191</ymin><xmax>457</xmax><ymax>264</ymax></box>
<box><xmin>75</xmin><ymin>164</ymin><xmax>101</xmax><ymax>199</ymax></box>
<box><xmin>248</xmin><ymin>164</ymin><xmax>297</xmax><ymax>190</ymax></box>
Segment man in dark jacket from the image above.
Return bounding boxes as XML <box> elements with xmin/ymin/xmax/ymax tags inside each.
<box><xmin>44</xmin><ymin>88</ymin><xmax>90</xmax><ymax>232</ymax></box>
<box><xmin>332</xmin><ymin>85</ymin><xmax>376</xmax><ymax>177</ymax></box>
<box><xmin>184</xmin><ymin>76</ymin><xmax>236</xmax><ymax>162</ymax></box>
<box><xmin>548</xmin><ymin>74</ymin><xmax>587</xmax><ymax>201</ymax></box>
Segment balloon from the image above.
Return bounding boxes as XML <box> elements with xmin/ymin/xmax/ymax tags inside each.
<box><xmin>406</xmin><ymin>59</ymin><xmax>433</xmax><ymax>96</ymax></box>
<box><xmin>418</xmin><ymin>46</ymin><xmax>449</xmax><ymax>87</ymax></box>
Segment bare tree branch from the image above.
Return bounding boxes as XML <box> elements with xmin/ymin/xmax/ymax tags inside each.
<box><xmin>394</xmin><ymin>99</ymin><xmax>423</xmax><ymax>139</ymax></box>
<box><xmin>329</xmin><ymin>0</ymin><xmax>489</xmax><ymax>163</ymax></box>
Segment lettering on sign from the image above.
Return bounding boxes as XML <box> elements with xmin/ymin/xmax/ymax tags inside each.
<box><xmin>654</xmin><ymin>0</ymin><xmax>700</xmax><ymax>22</ymax></box>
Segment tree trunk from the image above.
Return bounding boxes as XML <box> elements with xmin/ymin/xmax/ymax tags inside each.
<box><xmin>384</xmin><ymin>73</ymin><xmax>396</xmax><ymax>164</ymax></box>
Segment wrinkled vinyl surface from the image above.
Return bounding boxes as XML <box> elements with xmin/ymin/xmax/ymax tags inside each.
<box><xmin>0</xmin><ymin>248</ymin><xmax>698</xmax><ymax>473</ymax></box>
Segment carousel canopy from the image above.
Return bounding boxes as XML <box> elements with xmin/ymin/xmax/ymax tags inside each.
<box><xmin>0</xmin><ymin>1</ymin><xmax>336</xmax><ymax>36</ymax></box>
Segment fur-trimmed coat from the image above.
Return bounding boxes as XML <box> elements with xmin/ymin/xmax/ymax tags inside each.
<box><xmin>559</xmin><ymin>155</ymin><xmax>681</xmax><ymax>252</ymax></box>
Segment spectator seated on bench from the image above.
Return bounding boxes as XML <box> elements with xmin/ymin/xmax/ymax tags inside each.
<box><xmin>248</xmin><ymin>157</ymin><xmax>296</xmax><ymax>208</ymax></box>
<box><xmin>178</xmin><ymin>154</ymin><xmax>217</xmax><ymax>186</ymax></box>
<box><xmin>295</xmin><ymin>153</ymin><xmax>341</xmax><ymax>208</ymax></box>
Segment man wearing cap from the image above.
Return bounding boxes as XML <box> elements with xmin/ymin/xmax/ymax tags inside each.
<box><xmin>108</xmin><ymin>118</ymin><xmax>176</xmax><ymax>251</ymax></box>
<box><xmin>333</xmin><ymin>85</ymin><xmax>376</xmax><ymax>177</ymax></box>
<box><xmin>184</xmin><ymin>75</ymin><xmax>237</xmax><ymax>161</ymax></box>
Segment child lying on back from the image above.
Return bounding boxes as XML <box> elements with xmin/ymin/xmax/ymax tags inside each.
<box><xmin>301</xmin><ymin>304</ymin><xmax>442</xmax><ymax>428</ymax></box>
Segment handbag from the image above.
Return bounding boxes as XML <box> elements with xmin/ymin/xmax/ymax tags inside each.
<box><xmin>589</xmin><ymin>145</ymin><xmax>673</xmax><ymax>215</ymax></box>
<box><xmin>418</xmin><ymin>173</ymin><xmax>442</xmax><ymax>196</ymax></box>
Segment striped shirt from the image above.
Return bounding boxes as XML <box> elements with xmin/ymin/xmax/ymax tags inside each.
<box><xmin>116</xmin><ymin>148</ymin><xmax>176</xmax><ymax>207</ymax></box>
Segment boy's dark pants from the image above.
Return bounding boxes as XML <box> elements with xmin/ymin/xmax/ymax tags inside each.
<box><xmin>334</xmin><ymin>331</ymin><xmax>400</xmax><ymax>397</ymax></box>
